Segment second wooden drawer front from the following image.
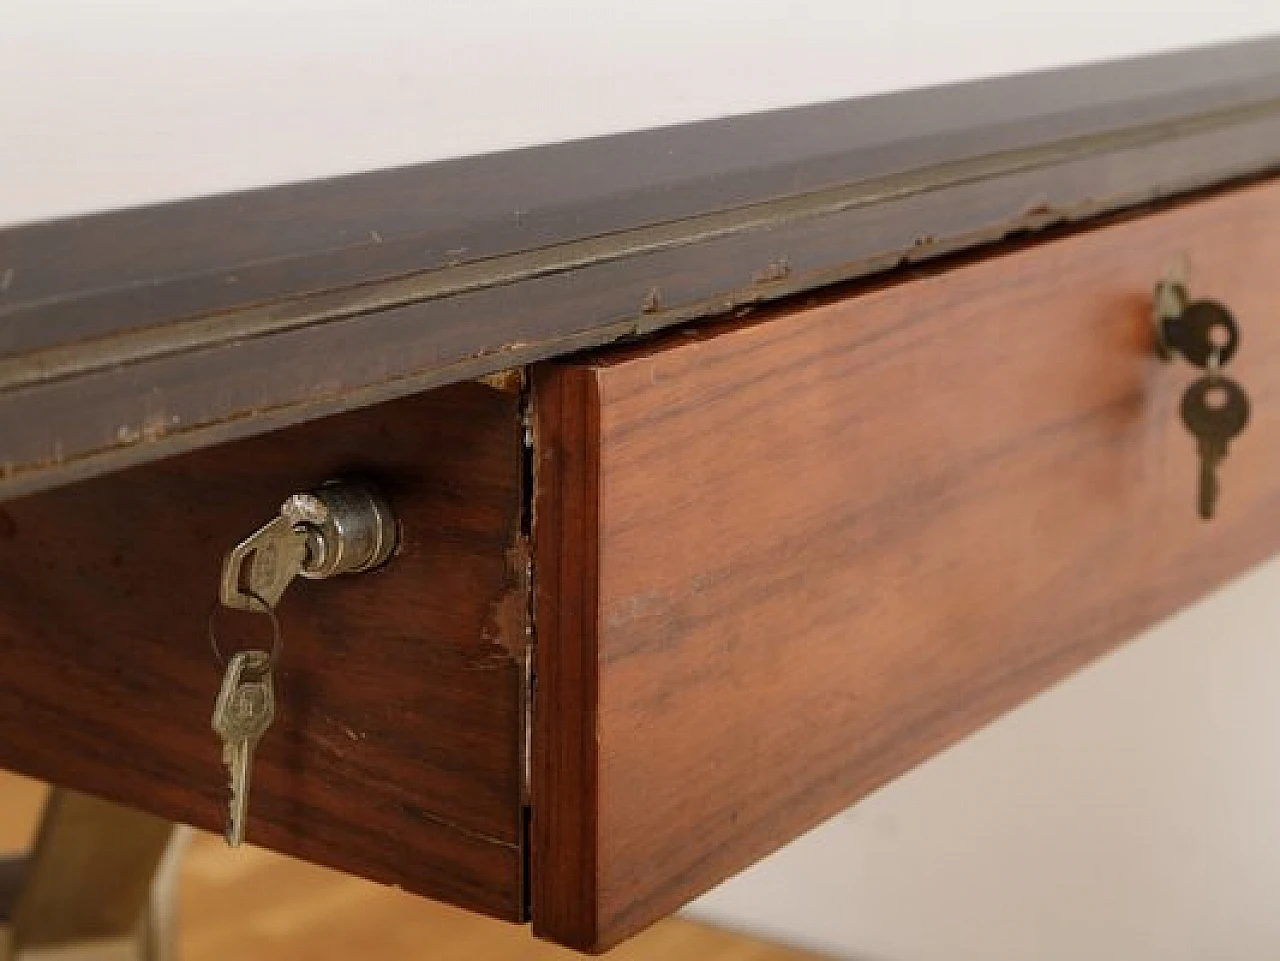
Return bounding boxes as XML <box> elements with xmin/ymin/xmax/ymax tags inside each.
<box><xmin>531</xmin><ymin>179</ymin><xmax>1280</xmax><ymax>950</ymax></box>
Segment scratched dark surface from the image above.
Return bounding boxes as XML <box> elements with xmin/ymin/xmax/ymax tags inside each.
<box><xmin>0</xmin><ymin>383</ymin><xmax>529</xmax><ymax>920</ymax></box>
<box><xmin>3</xmin><ymin>38</ymin><xmax>1280</xmax><ymax>498</ymax></box>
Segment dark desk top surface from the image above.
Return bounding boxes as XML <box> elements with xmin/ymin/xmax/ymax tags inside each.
<box><xmin>3</xmin><ymin>36</ymin><xmax>1280</xmax><ymax>500</ymax></box>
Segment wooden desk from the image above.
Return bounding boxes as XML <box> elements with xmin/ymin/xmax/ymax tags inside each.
<box><xmin>3</xmin><ymin>39</ymin><xmax>1280</xmax><ymax>954</ymax></box>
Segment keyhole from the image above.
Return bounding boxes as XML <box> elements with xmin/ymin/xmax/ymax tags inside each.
<box><xmin>1208</xmin><ymin>323</ymin><xmax>1231</xmax><ymax>348</ymax></box>
<box><xmin>1205</xmin><ymin>386</ymin><xmax>1229</xmax><ymax>409</ymax></box>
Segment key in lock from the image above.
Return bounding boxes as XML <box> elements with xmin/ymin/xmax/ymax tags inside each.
<box><xmin>220</xmin><ymin>479</ymin><xmax>398</xmax><ymax>611</ymax></box>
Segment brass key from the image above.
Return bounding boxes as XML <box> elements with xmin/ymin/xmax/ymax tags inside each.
<box><xmin>219</xmin><ymin>515</ymin><xmax>310</xmax><ymax>612</ymax></box>
<box><xmin>211</xmin><ymin>481</ymin><xmax>396</xmax><ymax>845</ymax></box>
<box><xmin>219</xmin><ymin>481</ymin><xmax>398</xmax><ymax>611</ymax></box>
<box><xmin>211</xmin><ymin>650</ymin><xmax>276</xmax><ymax>847</ymax></box>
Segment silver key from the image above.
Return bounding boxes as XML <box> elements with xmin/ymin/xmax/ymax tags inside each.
<box><xmin>211</xmin><ymin>650</ymin><xmax>276</xmax><ymax>847</ymax></box>
<box><xmin>219</xmin><ymin>483</ymin><xmax>397</xmax><ymax>612</ymax></box>
<box><xmin>220</xmin><ymin>514</ymin><xmax>310</xmax><ymax>611</ymax></box>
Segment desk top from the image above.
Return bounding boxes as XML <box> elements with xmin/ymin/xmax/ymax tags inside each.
<box><xmin>3</xmin><ymin>37</ymin><xmax>1280</xmax><ymax>499</ymax></box>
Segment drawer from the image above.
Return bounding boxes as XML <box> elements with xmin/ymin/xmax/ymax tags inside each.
<box><xmin>4</xmin><ymin>178</ymin><xmax>1280</xmax><ymax>953</ymax></box>
<box><xmin>529</xmin><ymin>179</ymin><xmax>1280</xmax><ymax>950</ymax></box>
<box><xmin>0</xmin><ymin>383</ymin><xmax>529</xmax><ymax>920</ymax></box>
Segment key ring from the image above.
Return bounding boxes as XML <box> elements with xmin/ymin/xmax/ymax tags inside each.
<box><xmin>1207</xmin><ymin>346</ymin><xmax>1223</xmax><ymax>376</ymax></box>
<box><xmin>208</xmin><ymin>589</ymin><xmax>283</xmax><ymax>669</ymax></box>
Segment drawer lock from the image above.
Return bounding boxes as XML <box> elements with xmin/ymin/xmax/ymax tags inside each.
<box><xmin>1153</xmin><ymin>278</ymin><xmax>1250</xmax><ymax>520</ymax></box>
<box><xmin>219</xmin><ymin>479</ymin><xmax>399</xmax><ymax>612</ymax></box>
<box><xmin>208</xmin><ymin>479</ymin><xmax>397</xmax><ymax>848</ymax></box>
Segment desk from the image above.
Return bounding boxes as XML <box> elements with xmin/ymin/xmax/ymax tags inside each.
<box><xmin>3</xmin><ymin>39</ymin><xmax>1280</xmax><ymax>955</ymax></box>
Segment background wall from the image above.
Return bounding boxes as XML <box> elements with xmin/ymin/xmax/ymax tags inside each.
<box><xmin>688</xmin><ymin>557</ymin><xmax>1280</xmax><ymax>961</ymax></box>
<box><xmin>3</xmin><ymin>1</ymin><xmax>1280</xmax><ymax>225</ymax></box>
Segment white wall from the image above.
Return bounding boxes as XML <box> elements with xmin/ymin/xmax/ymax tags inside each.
<box><xmin>688</xmin><ymin>556</ymin><xmax>1280</xmax><ymax>961</ymax></box>
<box><xmin>3</xmin><ymin>1</ymin><xmax>1280</xmax><ymax>226</ymax></box>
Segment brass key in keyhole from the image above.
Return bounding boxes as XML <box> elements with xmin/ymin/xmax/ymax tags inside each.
<box><xmin>220</xmin><ymin>479</ymin><xmax>398</xmax><ymax>611</ymax></box>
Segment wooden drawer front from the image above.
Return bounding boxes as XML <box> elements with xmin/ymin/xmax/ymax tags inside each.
<box><xmin>531</xmin><ymin>179</ymin><xmax>1280</xmax><ymax>950</ymax></box>
<box><xmin>0</xmin><ymin>384</ymin><xmax>528</xmax><ymax>920</ymax></box>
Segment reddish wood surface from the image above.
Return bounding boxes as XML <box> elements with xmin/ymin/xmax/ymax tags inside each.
<box><xmin>0</xmin><ymin>384</ymin><xmax>528</xmax><ymax>920</ymax></box>
<box><xmin>531</xmin><ymin>178</ymin><xmax>1280</xmax><ymax>950</ymax></box>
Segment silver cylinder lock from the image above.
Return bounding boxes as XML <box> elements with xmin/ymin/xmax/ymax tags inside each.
<box><xmin>220</xmin><ymin>479</ymin><xmax>398</xmax><ymax>611</ymax></box>
<box><xmin>282</xmin><ymin>481</ymin><xmax>397</xmax><ymax>580</ymax></box>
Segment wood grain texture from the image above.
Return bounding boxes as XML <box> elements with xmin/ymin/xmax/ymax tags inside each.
<box><xmin>531</xmin><ymin>368</ymin><xmax>602</xmax><ymax>946</ymax></box>
<box><xmin>0</xmin><ymin>773</ymin><xmax>828</xmax><ymax>961</ymax></box>
<box><xmin>0</xmin><ymin>384</ymin><xmax>528</xmax><ymax>920</ymax></box>
<box><xmin>531</xmin><ymin>176</ymin><xmax>1280</xmax><ymax>950</ymax></box>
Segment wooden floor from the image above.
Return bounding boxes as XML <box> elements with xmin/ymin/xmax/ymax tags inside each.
<box><xmin>0</xmin><ymin>772</ymin><xmax>823</xmax><ymax>961</ymax></box>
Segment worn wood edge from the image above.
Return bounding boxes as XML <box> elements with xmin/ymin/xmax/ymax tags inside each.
<box><xmin>8</xmin><ymin>35</ymin><xmax>1280</xmax><ymax>337</ymax></box>
<box><xmin>7</xmin><ymin>93</ymin><xmax>1280</xmax><ymax>397</ymax></box>
<box><xmin>531</xmin><ymin>364</ymin><xmax>603</xmax><ymax>951</ymax></box>
<box><xmin>5</xmin><ymin>75</ymin><xmax>1280</xmax><ymax>498</ymax></box>
<box><xmin>7</xmin><ymin>144</ymin><xmax>1280</xmax><ymax>507</ymax></box>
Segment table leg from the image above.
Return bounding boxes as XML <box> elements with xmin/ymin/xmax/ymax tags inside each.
<box><xmin>0</xmin><ymin>789</ymin><xmax>188</xmax><ymax>961</ymax></box>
